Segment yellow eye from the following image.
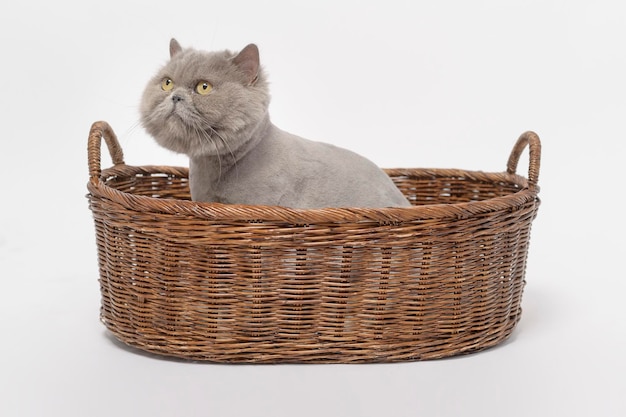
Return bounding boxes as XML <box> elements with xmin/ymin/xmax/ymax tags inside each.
<box><xmin>196</xmin><ymin>81</ymin><xmax>213</xmax><ymax>95</ymax></box>
<box><xmin>161</xmin><ymin>78</ymin><xmax>174</xmax><ymax>91</ymax></box>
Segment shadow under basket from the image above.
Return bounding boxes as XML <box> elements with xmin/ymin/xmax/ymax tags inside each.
<box><xmin>86</xmin><ymin>121</ymin><xmax>541</xmax><ymax>363</ymax></box>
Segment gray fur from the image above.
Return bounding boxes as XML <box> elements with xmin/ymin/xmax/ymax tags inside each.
<box><xmin>140</xmin><ymin>39</ymin><xmax>411</xmax><ymax>208</ymax></box>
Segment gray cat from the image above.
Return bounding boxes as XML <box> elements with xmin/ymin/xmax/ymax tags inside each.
<box><xmin>140</xmin><ymin>39</ymin><xmax>411</xmax><ymax>209</ymax></box>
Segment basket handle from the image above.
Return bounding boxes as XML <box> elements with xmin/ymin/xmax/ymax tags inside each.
<box><xmin>88</xmin><ymin>121</ymin><xmax>125</xmax><ymax>185</ymax></box>
<box><xmin>506</xmin><ymin>131</ymin><xmax>541</xmax><ymax>190</ymax></box>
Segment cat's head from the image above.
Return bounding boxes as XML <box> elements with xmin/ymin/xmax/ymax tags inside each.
<box><xmin>140</xmin><ymin>39</ymin><xmax>270</xmax><ymax>158</ymax></box>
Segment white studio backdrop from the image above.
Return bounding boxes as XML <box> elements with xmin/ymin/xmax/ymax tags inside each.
<box><xmin>1</xmin><ymin>1</ymin><xmax>624</xmax><ymax>416</ymax></box>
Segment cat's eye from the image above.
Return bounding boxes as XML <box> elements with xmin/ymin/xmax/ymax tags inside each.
<box><xmin>196</xmin><ymin>81</ymin><xmax>213</xmax><ymax>95</ymax></box>
<box><xmin>161</xmin><ymin>78</ymin><xmax>174</xmax><ymax>91</ymax></box>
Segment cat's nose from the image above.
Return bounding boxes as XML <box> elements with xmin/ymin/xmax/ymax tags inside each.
<box><xmin>172</xmin><ymin>94</ymin><xmax>184</xmax><ymax>102</ymax></box>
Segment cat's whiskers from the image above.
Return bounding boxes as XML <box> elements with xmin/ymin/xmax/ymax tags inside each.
<box><xmin>126</xmin><ymin>120</ymin><xmax>144</xmax><ymax>138</ymax></box>
<box><xmin>181</xmin><ymin>110</ymin><xmax>220</xmax><ymax>176</ymax></box>
<box><xmin>206</xmin><ymin>125</ymin><xmax>239</xmax><ymax>181</ymax></box>
<box><xmin>140</xmin><ymin>108</ymin><xmax>236</xmax><ymax>178</ymax></box>
<box><xmin>193</xmin><ymin>124</ymin><xmax>223</xmax><ymax>182</ymax></box>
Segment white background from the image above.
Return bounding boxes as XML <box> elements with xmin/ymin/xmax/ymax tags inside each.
<box><xmin>1</xmin><ymin>1</ymin><xmax>624</xmax><ymax>416</ymax></box>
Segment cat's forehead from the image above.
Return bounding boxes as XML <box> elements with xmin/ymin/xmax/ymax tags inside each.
<box><xmin>164</xmin><ymin>50</ymin><xmax>236</xmax><ymax>81</ymax></box>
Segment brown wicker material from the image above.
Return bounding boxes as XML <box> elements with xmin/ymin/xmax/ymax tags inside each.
<box><xmin>87</xmin><ymin>121</ymin><xmax>541</xmax><ymax>363</ymax></box>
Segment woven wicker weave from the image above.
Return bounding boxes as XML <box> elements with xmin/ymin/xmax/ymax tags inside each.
<box><xmin>87</xmin><ymin>121</ymin><xmax>541</xmax><ymax>363</ymax></box>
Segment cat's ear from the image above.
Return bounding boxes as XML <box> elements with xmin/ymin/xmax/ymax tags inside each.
<box><xmin>233</xmin><ymin>44</ymin><xmax>260</xmax><ymax>85</ymax></box>
<box><xmin>170</xmin><ymin>38</ymin><xmax>183</xmax><ymax>58</ymax></box>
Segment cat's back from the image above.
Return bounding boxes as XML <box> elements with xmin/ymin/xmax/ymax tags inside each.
<box><xmin>249</xmin><ymin>126</ymin><xmax>411</xmax><ymax>208</ymax></box>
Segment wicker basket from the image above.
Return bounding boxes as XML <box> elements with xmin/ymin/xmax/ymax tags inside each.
<box><xmin>87</xmin><ymin>121</ymin><xmax>541</xmax><ymax>363</ymax></box>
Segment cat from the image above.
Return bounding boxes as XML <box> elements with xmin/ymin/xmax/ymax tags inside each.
<box><xmin>140</xmin><ymin>39</ymin><xmax>412</xmax><ymax>209</ymax></box>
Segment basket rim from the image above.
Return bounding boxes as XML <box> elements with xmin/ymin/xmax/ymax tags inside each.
<box><xmin>86</xmin><ymin>120</ymin><xmax>541</xmax><ymax>224</ymax></box>
<box><xmin>87</xmin><ymin>163</ymin><xmax>538</xmax><ymax>223</ymax></box>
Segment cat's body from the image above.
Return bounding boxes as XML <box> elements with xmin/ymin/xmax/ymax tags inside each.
<box><xmin>141</xmin><ymin>39</ymin><xmax>411</xmax><ymax>209</ymax></box>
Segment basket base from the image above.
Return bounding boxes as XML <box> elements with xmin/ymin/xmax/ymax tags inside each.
<box><xmin>101</xmin><ymin>312</ymin><xmax>522</xmax><ymax>363</ymax></box>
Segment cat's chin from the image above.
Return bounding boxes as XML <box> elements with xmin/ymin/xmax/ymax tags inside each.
<box><xmin>171</xmin><ymin>105</ymin><xmax>194</xmax><ymax>122</ymax></box>
<box><xmin>153</xmin><ymin>135</ymin><xmax>191</xmax><ymax>156</ymax></box>
<box><xmin>147</xmin><ymin>121</ymin><xmax>192</xmax><ymax>156</ymax></box>
<box><xmin>152</xmin><ymin>126</ymin><xmax>227</xmax><ymax>159</ymax></box>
